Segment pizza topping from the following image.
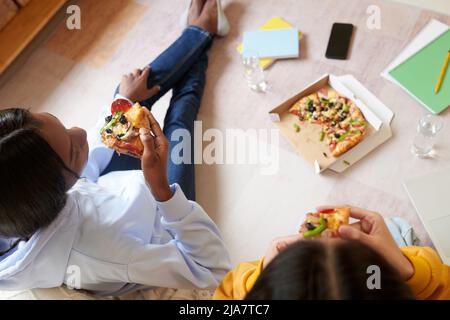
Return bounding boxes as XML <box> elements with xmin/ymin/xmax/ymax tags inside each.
<box><xmin>330</xmin><ymin>141</ymin><xmax>337</xmax><ymax>151</ymax></box>
<box><xmin>320</xmin><ymin>98</ymin><xmax>329</xmax><ymax>105</ymax></box>
<box><xmin>100</xmin><ymin>111</ymin><xmax>124</xmax><ymax>134</ymax></box>
<box><xmin>303</xmin><ymin>218</ymin><xmax>327</xmax><ymax>238</ymax></box>
<box><xmin>111</xmin><ymin>99</ymin><xmax>132</xmax><ymax>114</ymax></box>
<box><xmin>119</xmin><ymin>114</ymin><xmax>128</xmax><ymax>124</ymax></box>
<box><xmin>305</xmin><ymin>222</ymin><xmax>316</xmax><ymax>231</ymax></box>
<box><xmin>336</xmin><ymin>132</ymin><xmax>349</xmax><ymax>142</ymax></box>
<box><xmin>319</xmin><ymin>208</ymin><xmax>335</xmax><ymax>214</ymax></box>
<box><xmin>320</xmin><ymin>130</ymin><xmax>325</xmax><ymax>141</ymax></box>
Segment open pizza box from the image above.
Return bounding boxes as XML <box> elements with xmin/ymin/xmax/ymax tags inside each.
<box><xmin>269</xmin><ymin>74</ymin><xmax>394</xmax><ymax>173</ymax></box>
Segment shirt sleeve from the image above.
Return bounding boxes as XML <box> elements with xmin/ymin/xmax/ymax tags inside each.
<box><xmin>213</xmin><ymin>258</ymin><xmax>264</xmax><ymax>300</ymax></box>
<box><xmin>126</xmin><ymin>184</ymin><xmax>232</xmax><ymax>289</ymax></box>
<box><xmin>401</xmin><ymin>246</ymin><xmax>450</xmax><ymax>300</ymax></box>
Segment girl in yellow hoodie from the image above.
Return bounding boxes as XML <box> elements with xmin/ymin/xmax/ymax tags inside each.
<box><xmin>214</xmin><ymin>206</ymin><xmax>449</xmax><ymax>300</ymax></box>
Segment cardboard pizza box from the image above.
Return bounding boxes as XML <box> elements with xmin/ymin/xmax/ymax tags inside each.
<box><xmin>269</xmin><ymin>74</ymin><xmax>393</xmax><ymax>174</ymax></box>
<box><xmin>0</xmin><ymin>0</ymin><xmax>18</xmax><ymax>32</ymax></box>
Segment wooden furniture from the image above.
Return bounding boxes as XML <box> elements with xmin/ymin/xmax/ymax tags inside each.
<box><xmin>0</xmin><ymin>0</ymin><xmax>18</xmax><ymax>31</ymax></box>
<box><xmin>0</xmin><ymin>0</ymin><xmax>66</xmax><ymax>74</ymax></box>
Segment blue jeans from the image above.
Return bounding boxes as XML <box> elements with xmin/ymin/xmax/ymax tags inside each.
<box><xmin>101</xmin><ymin>26</ymin><xmax>213</xmax><ymax>200</ymax></box>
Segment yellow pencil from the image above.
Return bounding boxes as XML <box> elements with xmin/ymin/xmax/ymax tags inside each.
<box><xmin>435</xmin><ymin>50</ymin><xmax>450</xmax><ymax>93</ymax></box>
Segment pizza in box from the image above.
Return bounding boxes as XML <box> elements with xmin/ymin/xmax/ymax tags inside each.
<box><xmin>289</xmin><ymin>85</ymin><xmax>369</xmax><ymax>158</ymax></box>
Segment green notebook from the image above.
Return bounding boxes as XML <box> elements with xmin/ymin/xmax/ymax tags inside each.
<box><xmin>389</xmin><ymin>29</ymin><xmax>450</xmax><ymax>114</ymax></box>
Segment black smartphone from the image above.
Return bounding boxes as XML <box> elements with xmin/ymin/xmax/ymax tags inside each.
<box><xmin>325</xmin><ymin>23</ymin><xmax>354</xmax><ymax>60</ymax></box>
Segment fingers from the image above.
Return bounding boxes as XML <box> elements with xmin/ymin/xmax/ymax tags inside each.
<box><xmin>147</xmin><ymin>85</ymin><xmax>161</xmax><ymax>97</ymax></box>
<box><xmin>143</xmin><ymin>109</ymin><xmax>164</xmax><ymax>139</ymax></box>
<box><xmin>141</xmin><ymin>67</ymin><xmax>160</xmax><ymax>96</ymax></box>
<box><xmin>123</xmin><ymin>66</ymin><xmax>147</xmax><ymax>79</ymax></box>
<box><xmin>140</xmin><ymin>66</ymin><xmax>151</xmax><ymax>78</ymax></box>
<box><xmin>348</xmin><ymin>221</ymin><xmax>363</xmax><ymax>231</ymax></box>
<box><xmin>139</xmin><ymin>127</ymin><xmax>156</xmax><ymax>154</ymax></box>
<box><xmin>132</xmin><ymin>68</ymin><xmax>142</xmax><ymax>77</ymax></box>
<box><xmin>348</xmin><ymin>206</ymin><xmax>382</xmax><ymax>221</ymax></box>
<box><xmin>338</xmin><ymin>225</ymin><xmax>370</xmax><ymax>244</ymax></box>
<box><xmin>272</xmin><ymin>234</ymin><xmax>303</xmax><ymax>253</ymax></box>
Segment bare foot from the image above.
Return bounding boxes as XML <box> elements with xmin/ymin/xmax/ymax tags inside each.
<box><xmin>188</xmin><ymin>0</ymin><xmax>206</xmax><ymax>25</ymax></box>
<box><xmin>191</xmin><ymin>0</ymin><xmax>217</xmax><ymax>34</ymax></box>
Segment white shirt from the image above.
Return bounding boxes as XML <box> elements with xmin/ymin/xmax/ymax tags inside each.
<box><xmin>0</xmin><ymin>107</ymin><xmax>231</xmax><ymax>295</ymax></box>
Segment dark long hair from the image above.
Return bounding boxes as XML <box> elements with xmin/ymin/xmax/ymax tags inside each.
<box><xmin>0</xmin><ymin>108</ymin><xmax>73</xmax><ymax>241</ymax></box>
<box><xmin>246</xmin><ymin>240</ymin><xmax>415</xmax><ymax>300</ymax></box>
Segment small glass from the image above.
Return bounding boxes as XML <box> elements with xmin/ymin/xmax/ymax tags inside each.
<box><xmin>411</xmin><ymin>113</ymin><xmax>444</xmax><ymax>158</ymax></box>
<box><xmin>242</xmin><ymin>51</ymin><xmax>267</xmax><ymax>93</ymax></box>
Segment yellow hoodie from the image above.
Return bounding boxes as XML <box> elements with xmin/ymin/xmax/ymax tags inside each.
<box><xmin>213</xmin><ymin>246</ymin><xmax>450</xmax><ymax>300</ymax></box>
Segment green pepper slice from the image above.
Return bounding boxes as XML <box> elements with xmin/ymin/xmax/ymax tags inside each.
<box><xmin>320</xmin><ymin>130</ymin><xmax>325</xmax><ymax>141</ymax></box>
<box><xmin>100</xmin><ymin>111</ymin><xmax>123</xmax><ymax>134</ymax></box>
<box><xmin>337</xmin><ymin>132</ymin><xmax>349</xmax><ymax>142</ymax></box>
<box><xmin>303</xmin><ymin>218</ymin><xmax>327</xmax><ymax>238</ymax></box>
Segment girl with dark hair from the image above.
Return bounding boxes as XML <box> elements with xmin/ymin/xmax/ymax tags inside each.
<box><xmin>0</xmin><ymin>0</ymin><xmax>232</xmax><ymax>295</ymax></box>
<box><xmin>214</xmin><ymin>206</ymin><xmax>450</xmax><ymax>300</ymax></box>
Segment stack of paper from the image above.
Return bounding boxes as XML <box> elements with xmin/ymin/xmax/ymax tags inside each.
<box><xmin>237</xmin><ymin>17</ymin><xmax>302</xmax><ymax>69</ymax></box>
<box><xmin>243</xmin><ymin>28</ymin><xmax>299</xmax><ymax>59</ymax></box>
<box><xmin>382</xmin><ymin>19</ymin><xmax>450</xmax><ymax>114</ymax></box>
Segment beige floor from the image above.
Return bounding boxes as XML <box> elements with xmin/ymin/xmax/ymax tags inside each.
<box><xmin>1</xmin><ymin>0</ymin><xmax>450</xmax><ymax>266</ymax></box>
<box><xmin>392</xmin><ymin>0</ymin><xmax>450</xmax><ymax>15</ymax></box>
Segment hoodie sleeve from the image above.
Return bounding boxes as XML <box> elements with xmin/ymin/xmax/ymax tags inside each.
<box><xmin>213</xmin><ymin>258</ymin><xmax>264</xmax><ymax>300</ymax></box>
<box><xmin>401</xmin><ymin>246</ymin><xmax>450</xmax><ymax>300</ymax></box>
<box><xmin>126</xmin><ymin>184</ymin><xmax>232</xmax><ymax>289</ymax></box>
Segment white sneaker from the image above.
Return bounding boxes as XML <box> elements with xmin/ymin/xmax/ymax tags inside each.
<box><xmin>180</xmin><ymin>0</ymin><xmax>230</xmax><ymax>37</ymax></box>
<box><xmin>179</xmin><ymin>1</ymin><xmax>191</xmax><ymax>28</ymax></box>
<box><xmin>215</xmin><ymin>0</ymin><xmax>230</xmax><ymax>36</ymax></box>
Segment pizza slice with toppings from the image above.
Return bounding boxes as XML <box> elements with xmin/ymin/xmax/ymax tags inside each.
<box><xmin>299</xmin><ymin>207</ymin><xmax>350</xmax><ymax>238</ymax></box>
<box><xmin>100</xmin><ymin>99</ymin><xmax>150</xmax><ymax>158</ymax></box>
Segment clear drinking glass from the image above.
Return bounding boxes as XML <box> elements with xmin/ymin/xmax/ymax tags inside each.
<box><xmin>243</xmin><ymin>51</ymin><xmax>267</xmax><ymax>93</ymax></box>
<box><xmin>411</xmin><ymin>114</ymin><xmax>444</xmax><ymax>157</ymax></box>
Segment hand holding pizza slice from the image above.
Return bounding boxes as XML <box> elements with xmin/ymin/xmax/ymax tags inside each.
<box><xmin>299</xmin><ymin>207</ymin><xmax>350</xmax><ymax>238</ymax></box>
<box><xmin>100</xmin><ymin>99</ymin><xmax>151</xmax><ymax>158</ymax></box>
